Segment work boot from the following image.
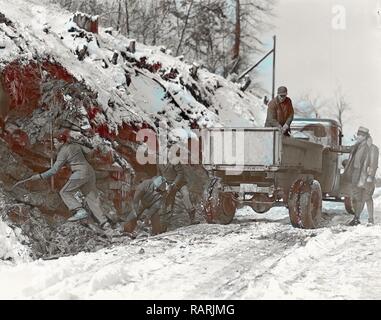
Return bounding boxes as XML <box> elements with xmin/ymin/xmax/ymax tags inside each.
<box><xmin>124</xmin><ymin>219</ymin><xmax>137</xmax><ymax>233</ymax></box>
<box><xmin>100</xmin><ymin>221</ymin><xmax>111</xmax><ymax>230</ymax></box>
<box><xmin>125</xmin><ymin>230</ymin><xmax>138</xmax><ymax>239</ymax></box>
<box><xmin>68</xmin><ymin>208</ymin><xmax>89</xmax><ymax>222</ymax></box>
<box><xmin>348</xmin><ymin>218</ymin><xmax>360</xmax><ymax>226</ymax></box>
<box><xmin>160</xmin><ymin>223</ymin><xmax>168</xmax><ymax>233</ymax></box>
<box><xmin>189</xmin><ymin>209</ymin><xmax>200</xmax><ymax>225</ymax></box>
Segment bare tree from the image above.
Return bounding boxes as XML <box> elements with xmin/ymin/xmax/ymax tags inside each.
<box><xmin>228</xmin><ymin>0</ymin><xmax>275</xmax><ymax>75</ymax></box>
<box><xmin>175</xmin><ymin>0</ymin><xmax>194</xmax><ymax>56</ymax></box>
<box><xmin>294</xmin><ymin>93</ymin><xmax>329</xmax><ymax>118</ymax></box>
<box><xmin>332</xmin><ymin>88</ymin><xmax>350</xmax><ymax>131</ymax></box>
<box><xmin>124</xmin><ymin>0</ymin><xmax>130</xmax><ymax>36</ymax></box>
<box><xmin>50</xmin><ymin>0</ymin><xmax>274</xmax><ymax>78</ymax></box>
<box><xmin>231</xmin><ymin>0</ymin><xmax>241</xmax><ymax>70</ymax></box>
<box><xmin>116</xmin><ymin>0</ymin><xmax>122</xmax><ymax>31</ymax></box>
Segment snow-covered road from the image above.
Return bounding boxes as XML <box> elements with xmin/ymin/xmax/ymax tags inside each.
<box><xmin>1</xmin><ymin>201</ymin><xmax>381</xmax><ymax>300</ymax></box>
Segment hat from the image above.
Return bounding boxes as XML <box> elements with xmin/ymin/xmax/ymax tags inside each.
<box><xmin>357</xmin><ymin>126</ymin><xmax>369</xmax><ymax>136</ymax></box>
<box><xmin>277</xmin><ymin>86</ymin><xmax>288</xmax><ymax>95</ymax></box>
<box><xmin>55</xmin><ymin>129</ymin><xmax>71</xmax><ymax>143</ymax></box>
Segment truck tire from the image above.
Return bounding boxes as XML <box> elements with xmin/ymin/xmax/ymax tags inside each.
<box><xmin>217</xmin><ymin>192</ymin><xmax>237</xmax><ymax>224</ymax></box>
<box><xmin>252</xmin><ymin>194</ymin><xmax>273</xmax><ymax>214</ymax></box>
<box><xmin>203</xmin><ymin>188</ymin><xmax>237</xmax><ymax>225</ymax></box>
<box><xmin>288</xmin><ymin>179</ymin><xmax>322</xmax><ymax>229</ymax></box>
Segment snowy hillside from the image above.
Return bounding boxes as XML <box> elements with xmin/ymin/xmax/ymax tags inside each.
<box><xmin>0</xmin><ymin>0</ymin><xmax>266</xmax><ymax>133</ymax></box>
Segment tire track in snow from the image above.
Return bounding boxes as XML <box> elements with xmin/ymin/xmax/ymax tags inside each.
<box><xmin>239</xmin><ymin>225</ymin><xmax>381</xmax><ymax>299</ymax></box>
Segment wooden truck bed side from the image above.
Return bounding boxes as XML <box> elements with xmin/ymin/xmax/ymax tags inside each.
<box><xmin>202</xmin><ymin>128</ymin><xmax>323</xmax><ymax>174</ymax></box>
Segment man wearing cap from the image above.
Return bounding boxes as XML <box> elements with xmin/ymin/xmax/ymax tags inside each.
<box><xmin>342</xmin><ymin>126</ymin><xmax>377</xmax><ymax>225</ymax></box>
<box><xmin>124</xmin><ymin>176</ymin><xmax>168</xmax><ymax>236</ymax></box>
<box><xmin>265</xmin><ymin>86</ymin><xmax>294</xmax><ymax>136</ymax></box>
<box><xmin>364</xmin><ymin>135</ymin><xmax>379</xmax><ymax>224</ymax></box>
<box><xmin>23</xmin><ymin>130</ymin><xmax>110</xmax><ymax>227</ymax></box>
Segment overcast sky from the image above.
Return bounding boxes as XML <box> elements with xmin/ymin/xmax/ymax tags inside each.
<box><xmin>257</xmin><ymin>0</ymin><xmax>381</xmax><ymax>146</ymax></box>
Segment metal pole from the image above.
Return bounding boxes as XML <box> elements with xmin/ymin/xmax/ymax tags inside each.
<box><xmin>40</xmin><ymin>61</ymin><xmax>55</xmax><ymax>191</ymax></box>
<box><xmin>50</xmin><ymin>118</ymin><xmax>54</xmax><ymax>191</ymax></box>
<box><xmin>237</xmin><ymin>48</ymin><xmax>274</xmax><ymax>81</ymax></box>
<box><xmin>272</xmin><ymin>35</ymin><xmax>276</xmax><ymax>99</ymax></box>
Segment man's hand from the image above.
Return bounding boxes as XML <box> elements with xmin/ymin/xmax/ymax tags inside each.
<box><xmin>282</xmin><ymin>124</ymin><xmax>289</xmax><ymax>134</ymax></box>
<box><xmin>167</xmin><ymin>182</ymin><xmax>176</xmax><ymax>193</ymax></box>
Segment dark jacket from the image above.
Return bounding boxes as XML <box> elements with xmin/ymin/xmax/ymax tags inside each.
<box><xmin>342</xmin><ymin>140</ymin><xmax>371</xmax><ymax>188</ymax></box>
<box><xmin>265</xmin><ymin>97</ymin><xmax>294</xmax><ymax>128</ymax></box>
<box><xmin>368</xmin><ymin>144</ymin><xmax>379</xmax><ymax>179</ymax></box>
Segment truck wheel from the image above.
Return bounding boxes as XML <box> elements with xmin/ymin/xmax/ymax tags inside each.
<box><xmin>252</xmin><ymin>194</ymin><xmax>272</xmax><ymax>214</ymax></box>
<box><xmin>203</xmin><ymin>192</ymin><xmax>237</xmax><ymax>225</ymax></box>
<box><xmin>217</xmin><ymin>192</ymin><xmax>237</xmax><ymax>224</ymax></box>
<box><xmin>288</xmin><ymin>179</ymin><xmax>322</xmax><ymax>229</ymax></box>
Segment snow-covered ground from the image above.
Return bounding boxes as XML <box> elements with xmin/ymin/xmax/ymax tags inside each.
<box><xmin>0</xmin><ymin>219</ymin><xmax>31</xmax><ymax>264</ymax></box>
<box><xmin>1</xmin><ymin>192</ymin><xmax>381</xmax><ymax>300</ymax></box>
<box><xmin>0</xmin><ymin>190</ymin><xmax>32</xmax><ymax>263</ymax></box>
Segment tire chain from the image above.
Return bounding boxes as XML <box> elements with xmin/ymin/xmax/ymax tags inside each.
<box><xmin>290</xmin><ymin>179</ymin><xmax>312</xmax><ymax>229</ymax></box>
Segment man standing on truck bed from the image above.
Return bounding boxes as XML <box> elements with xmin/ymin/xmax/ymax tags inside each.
<box><xmin>265</xmin><ymin>86</ymin><xmax>294</xmax><ymax>136</ymax></box>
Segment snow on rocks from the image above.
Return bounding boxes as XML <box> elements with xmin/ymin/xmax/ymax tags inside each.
<box><xmin>0</xmin><ymin>187</ymin><xmax>31</xmax><ymax>263</ymax></box>
<box><xmin>0</xmin><ymin>219</ymin><xmax>31</xmax><ymax>264</ymax></box>
<box><xmin>0</xmin><ymin>182</ymin><xmax>135</xmax><ymax>261</ymax></box>
<box><xmin>0</xmin><ymin>0</ymin><xmax>265</xmax><ymax>193</ymax></box>
<box><xmin>0</xmin><ymin>0</ymin><xmax>265</xmax><ymax>134</ymax></box>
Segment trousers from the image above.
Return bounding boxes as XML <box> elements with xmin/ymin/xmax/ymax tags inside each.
<box><xmin>160</xmin><ymin>185</ymin><xmax>195</xmax><ymax>231</ymax></box>
<box><xmin>59</xmin><ymin>171</ymin><xmax>107</xmax><ymax>224</ymax></box>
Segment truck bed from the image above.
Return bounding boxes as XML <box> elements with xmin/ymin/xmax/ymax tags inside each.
<box><xmin>202</xmin><ymin>128</ymin><xmax>323</xmax><ymax>174</ymax></box>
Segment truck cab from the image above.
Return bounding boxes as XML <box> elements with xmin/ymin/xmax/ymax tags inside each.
<box><xmin>291</xmin><ymin>118</ymin><xmax>343</xmax><ymax>148</ymax></box>
<box><xmin>291</xmin><ymin>118</ymin><xmax>343</xmax><ymax>198</ymax></box>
